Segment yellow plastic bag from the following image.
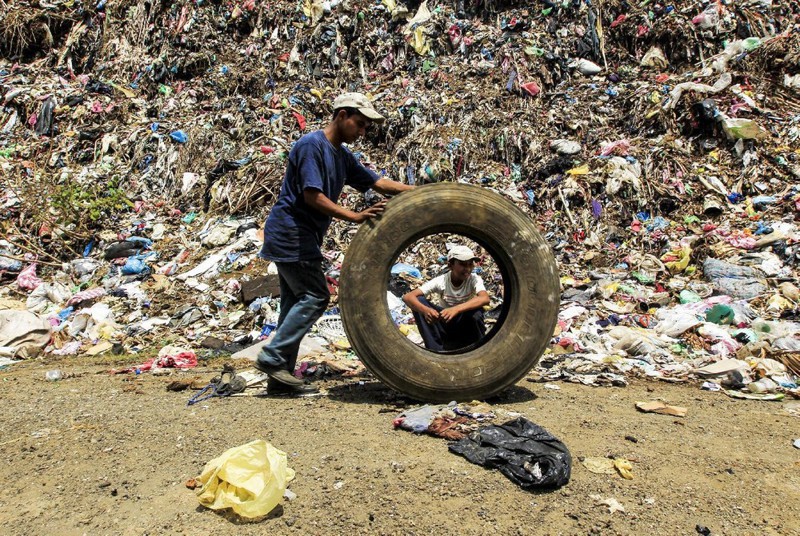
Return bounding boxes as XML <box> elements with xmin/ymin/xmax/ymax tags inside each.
<box><xmin>661</xmin><ymin>244</ymin><xmax>691</xmax><ymax>273</ymax></box>
<box><xmin>411</xmin><ymin>27</ymin><xmax>430</xmax><ymax>55</ymax></box>
<box><xmin>196</xmin><ymin>440</ymin><xmax>295</xmax><ymax>519</ymax></box>
<box><xmin>566</xmin><ymin>164</ymin><xmax>590</xmax><ymax>175</ymax></box>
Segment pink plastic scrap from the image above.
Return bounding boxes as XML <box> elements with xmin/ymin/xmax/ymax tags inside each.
<box><xmin>113</xmin><ymin>352</ymin><xmax>198</xmax><ymax>374</ymax></box>
<box><xmin>67</xmin><ymin>287</ymin><xmax>108</xmax><ymax>306</ymax></box>
<box><xmin>599</xmin><ymin>139</ymin><xmax>630</xmax><ymax>156</ymax></box>
<box><xmin>724</xmin><ymin>235</ymin><xmax>757</xmax><ymax>250</ymax></box>
<box><xmin>140</xmin><ymin>351</ymin><xmax>198</xmax><ymax>371</ymax></box>
<box><xmin>53</xmin><ymin>341</ymin><xmax>82</xmax><ymax>356</ymax></box>
<box><xmin>17</xmin><ymin>263</ymin><xmax>43</xmax><ymax>290</ymax></box>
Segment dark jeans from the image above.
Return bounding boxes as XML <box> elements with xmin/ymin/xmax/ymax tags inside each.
<box><xmin>257</xmin><ymin>260</ymin><xmax>330</xmax><ymax>373</ymax></box>
<box><xmin>412</xmin><ymin>296</ymin><xmax>486</xmax><ymax>352</ymax></box>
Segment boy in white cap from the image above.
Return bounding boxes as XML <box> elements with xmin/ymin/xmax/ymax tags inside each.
<box><xmin>256</xmin><ymin>92</ymin><xmax>413</xmax><ymax>394</ymax></box>
<box><xmin>402</xmin><ymin>245</ymin><xmax>490</xmax><ymax>352</ymax></box>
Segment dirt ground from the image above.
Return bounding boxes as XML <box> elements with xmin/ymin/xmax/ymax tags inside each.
<box><xmin>0</xmin><ymin>355</ymin><xmax>798</xmax><ymax>536</ymax></box>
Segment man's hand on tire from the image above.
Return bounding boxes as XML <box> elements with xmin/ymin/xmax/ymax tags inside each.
<box><xmin>351</xmin><ymin>200</ymin><xmax>387</xmax><ymax>223</ymax></box>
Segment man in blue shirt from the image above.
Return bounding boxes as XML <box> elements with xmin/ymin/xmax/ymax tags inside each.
<box><xmin>256</xmin><ymin>93</ymin><xmax>414</xmax><ymax>394</ymax></box>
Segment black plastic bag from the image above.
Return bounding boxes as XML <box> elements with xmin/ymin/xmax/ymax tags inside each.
<box><xmin>104</xmin><ymin>240</ymin><xmax>144</xmax><ymax>260</ymax></box>
<box><xmin>34</xmin><ymin>96</ymin><xmax>56</xmax><ymax>136</ymax></box>
<box><xmin>448</xmin><ymin>417</ymin><xmax>571</xmax><ymax>489</ymax></box>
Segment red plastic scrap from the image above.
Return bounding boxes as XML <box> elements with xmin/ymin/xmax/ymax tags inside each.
<box><xmin>520</xmin><ymin>81</ymin><xmax>541</xmax><ymax>97</ymax></box>
<box><xmin>610</xmin><ymin>14</ymin><xmax>627</xmax><ymax>28</ymax></box>
<box><xmin>448</xmin><ymin>24</ymin><xmax>461</xmax><ymax>44</ymax></box>
<box><xmin>632</xmin><ymin>314</ymin><xmax>651</xmax><ymax>328</ymax></box>
<box><xmin>292</xmin><ymin>111</ymin><xmax>306</xmax><ymax>130</ymax></box>
<box><xmin>140</xmin><ymin>352</ymin><xmax>198</xmax><ymax>372</ymax></box>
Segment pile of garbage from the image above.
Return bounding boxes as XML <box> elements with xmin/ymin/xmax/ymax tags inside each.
<box><xmin>1</xmin><ymin>0</ymin><xmax>800</xmax><ymax>398</ymax></box>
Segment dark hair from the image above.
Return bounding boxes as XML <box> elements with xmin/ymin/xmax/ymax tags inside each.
<box><xmin>332</xmin><ymin>106</ymin><xmax>359</xmax><ymax>121</ymax></box>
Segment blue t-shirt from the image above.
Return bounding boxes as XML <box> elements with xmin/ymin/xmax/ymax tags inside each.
<box><xmin>260</xmin><ymin>130</ymin><xmax>379</xmax><ymax>262</ymax></box>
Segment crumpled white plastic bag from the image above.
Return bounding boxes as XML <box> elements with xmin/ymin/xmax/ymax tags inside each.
<box><xmin>68</xmin><ymin>302</ymin><xmax>118</xmax><ymax>339</ymax></box>
<box><xmin>25</xmin><ymin>281</ymin><xmax>71</xmax><ymax>314</ymax></box>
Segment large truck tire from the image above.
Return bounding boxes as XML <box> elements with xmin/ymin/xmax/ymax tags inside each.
<box><xmin>339</xmin><ymin>183</ymin><xmax>560</xmax><ymax>402</ymax></box>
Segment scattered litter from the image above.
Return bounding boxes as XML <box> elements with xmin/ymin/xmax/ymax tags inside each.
<box><xmin>113</xmin><ymin>346</ymin><xmax>197</xmax><ymax>374</ymax></box>
<box><xmin>394</xmin><ymin>401</ymin><xmax>496</xmax><ymax>440</ymax></box>
<box><xmin>45</xmin><ymin>370</ymin><xmax>63</xmax><ymax>382</ymax></box>
<box><xmin>636</xmin><ymin>401</ymin><xmax>688</xmax><ymax>418</ymax></box>
<box><xmin>590</xmin><ymin>495</ymin><xmax>626</xmax><ymax>515</ymax></box>
<box><xmin>724</xmin><ymin>390</ymin><xmax>784</xmax><ymax>401</ymax></box>
<box><xmin>582</xmin><ymin>457</ymin><xmax>634</xmax><ymax>479</ymax></box>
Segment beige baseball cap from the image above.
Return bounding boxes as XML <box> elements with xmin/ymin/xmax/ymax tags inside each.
<box><xmin>333</xmin><ymin>92</ymin><xmax>385</xmax><ymax>123</ymax></box>
<box><xmin>448</xmin><ymin>245</ymin><xmax>479</xmax><ymax>262</ymax></box>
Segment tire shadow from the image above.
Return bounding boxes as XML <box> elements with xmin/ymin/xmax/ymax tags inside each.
<box><xmin>326</xmin><ymin>380</ymin><xmax>416</xmax><ymax>405</ymax></box>
<box><xmin>325</xmin><ymin>380</ymin><xmax>537</xmax><ymax>405</ymax></box>
<box><xmin>485</xmin><ymin>385</ymin><xmax>538</xmax><ymax>403</ymax></box>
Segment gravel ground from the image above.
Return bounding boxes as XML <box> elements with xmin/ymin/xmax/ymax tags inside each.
<box><xmin>0</xmin><ymin>356</ymin><xmax>798</xmax><ymax>536</ymax></box>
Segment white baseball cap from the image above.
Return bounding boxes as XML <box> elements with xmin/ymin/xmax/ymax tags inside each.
<box><xmin>448</xmin><ymin>245</ymin><xmax>479</xmax><ymax>262</ymax></box>
<box><xmin>333</xmin><ymin>92</ymin><xmax>385</xmax><ymax>123</ymax></box>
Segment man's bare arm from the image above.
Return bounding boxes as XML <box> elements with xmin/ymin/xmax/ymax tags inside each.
<box><xmin>304</xmin><ymin>189</ymin><xmax>386</xmax><ymax>223</ymax></box>
<box><xmin>373</xmin><ymin>178</ymin><xmax>414</xmax><ymax>195</ymax></box>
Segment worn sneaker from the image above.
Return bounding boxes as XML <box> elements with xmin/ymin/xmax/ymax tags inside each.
<box><xmin>254</xmin><ymin>357</ymin><xmax>304</xmax><ymax>387</ymax></box>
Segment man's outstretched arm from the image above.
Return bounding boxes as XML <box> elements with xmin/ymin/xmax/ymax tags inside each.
<box><xmin>373</xmin><ymin>178</ymin><xmax>414</xmax><ymax>195</ymax></box>
<box><xmin>304</xmin><ymin>189</ymin><xmax>386</xmax><ymax>224</ymax></box>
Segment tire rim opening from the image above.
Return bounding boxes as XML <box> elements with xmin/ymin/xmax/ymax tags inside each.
<box><xmin>386</xmin><ymin>233</ymin><xmax>508</xmax><ymax>355</ymax></box>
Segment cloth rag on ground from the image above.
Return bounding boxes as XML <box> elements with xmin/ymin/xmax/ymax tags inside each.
<box><xmin>0</xmin><ymin>309</ymin><xmax>52</xmax><ymax>358</ymax></box>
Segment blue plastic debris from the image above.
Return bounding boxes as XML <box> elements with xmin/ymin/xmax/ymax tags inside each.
<box><xmin>391</xmin><ymin>263</ymin><xmax>422</xmax><ymax>279</ymax></box>
<box><xmin>169</xmin><ymin>130</ymin><xmax>188</xmax><ymax>143</ymax></box>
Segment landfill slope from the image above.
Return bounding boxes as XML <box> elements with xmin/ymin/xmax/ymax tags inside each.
<box><xmin>2</xmin><ymin>0</ymin><xmax>798</xmax><ymax>395</ymax></box>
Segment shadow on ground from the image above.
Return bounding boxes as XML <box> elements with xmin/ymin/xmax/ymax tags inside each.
<box><xmin>325</xmin><ymin>381</ymin><xmax>537</xmax><ymax>405</ymax></box>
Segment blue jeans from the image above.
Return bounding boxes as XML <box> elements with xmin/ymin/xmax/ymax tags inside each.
<box><xmin>412</xmin><ymin>296</ymin><xmax>486</xmax><ymax>352</ymax></box>
<box><xmin>257</xmin><ymin>261</ymin><xmax>330</xmax><ymax>373</ymax></box>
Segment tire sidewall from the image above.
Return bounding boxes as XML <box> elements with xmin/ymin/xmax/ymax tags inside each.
<box><xmin>341</xmin><ymin>183</ymin><xmax>560</xmax><ymax>402</ymax></box>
